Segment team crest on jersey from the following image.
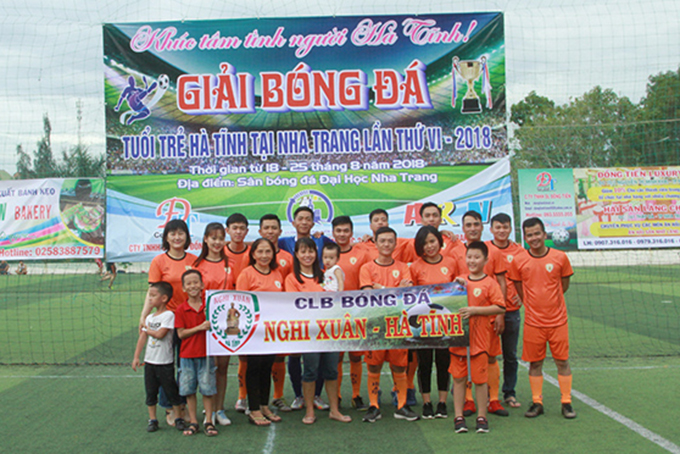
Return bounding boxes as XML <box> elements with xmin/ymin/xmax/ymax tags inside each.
<box><xmin>185</xmin><ymin>265</ymin><xmax>192</xmax><ymax>270</ymax></box>
<box><xmin>473</xmin><ymin>288</ymin><xmax>482</xmax><ymax>297</ymax></box>
<box><xmin>507</xmin><ymin>255</ymin><xmax>514</xmax><ymax>263</ymax></box>
<box><xmin>275</xmin><ymin>281</ymin><xmax>282</xmax><ymax>288</ymax></box>
<box><xmin>350</xmin><ymin>257</ymin><xmax>357</xmax><ymax>265</ymax></box>
<box><xmin>441</xmin><ymin>267</ymin><xmax>449</xmax><ymax>275</ymax></box>
<box><xmin>392</xmin><ymin>270</ymin><xmax>400</xmax><ymax>278</ymax></box>
<box><xmin>279</xmin><ymin>259</ymin><xmax>288</xmax><ymax>268</ymax></box>
<box><xmin>546</xmin><ymin>263</ymin><xmax>554</xmax><ymax>272</ymax></box>
<box><xmin>208</xmin><ymin>291</ymin><xmax>260</xmax><ymax>353</ymax></box>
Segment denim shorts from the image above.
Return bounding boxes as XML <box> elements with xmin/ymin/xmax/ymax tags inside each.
<box><xmin>302</xmin><ymin>352</ymin><xmax>340</xmax><ymax>382</ymax></box>
<box><xmin>178</xmin><ymin>357</ymin><xmax>216</xmax><ymax>397</ymax></box>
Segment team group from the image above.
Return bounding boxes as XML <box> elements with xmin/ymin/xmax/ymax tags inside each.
<box><xmin>132</xmin><ymin>203</ymin><xmax>575</xmax><ymax>436</ymax></box>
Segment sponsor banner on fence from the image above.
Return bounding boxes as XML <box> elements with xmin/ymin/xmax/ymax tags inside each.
<box><xmin>0</xmin><ymin>178</ymin><xmax>104</xmax><ymax>260</ymax></box>
<box><xmin>206</xmin><ymin>283</ymin><xmax>468</xmax><ymax>356</ymax></box>
<box><xmin>103</xmin><ymin>13</ymin><xmax>510</xmax><ymax>262</ymax></box>
<box><xmin>518</xmin><ymin>167</ymin><xmax>680</xmax><ymax>250</ymax></box>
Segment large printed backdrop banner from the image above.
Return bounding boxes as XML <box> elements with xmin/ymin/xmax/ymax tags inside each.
<box><xmin>206</xmin><ymin>283</ymin><xmax>469</xmax><ymax>356</ymax></box>
<box><xmin>518</xmin><ymin>167</ymin><xmax>680</xmax><ymax>250</ymax></box>
<box><xmin>104</xmin><ymin>14</ymin><xmax>509</xmax><ymax>262</ymax></box>
<box><xmin>0</xmin><ymin>178</ymin><xmax>105</xmax><ymax>260</ymax></box>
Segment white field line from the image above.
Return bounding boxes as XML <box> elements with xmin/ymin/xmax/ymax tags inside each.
<box><xmin>520</xmin><ymin>361</ymin><xmax>680</xmax><ymax>454</ymax></box>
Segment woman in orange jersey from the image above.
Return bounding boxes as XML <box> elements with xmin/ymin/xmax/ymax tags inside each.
<box><xmin>194</xmin><ymin>222</ymin><xmax>234</xmax><ymax>427</ymax></box>
<box><xmin>236</xmin><ymin>238</ymin><xmax>283</xmax><ymax>426</ymax></box>
<box><xmin>140</xmin><ymin>219</ymin><xmax>197</xmax><ymax>428</ymax></box>
<box><xmin>284</xmin><ymin>238</ymin><xmax>351</xmax><ymax>425</ymax></box>
<box><xmin>410</xmin><ymin>226</ymin><xmax>459</xmax><ymax>420</ymax></box>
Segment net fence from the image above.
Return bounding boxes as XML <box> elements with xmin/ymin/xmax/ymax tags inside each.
<box><xmin>0</xmin><ymin>0</ymin><xmax>678</xmax><ymax>364</ymax></box>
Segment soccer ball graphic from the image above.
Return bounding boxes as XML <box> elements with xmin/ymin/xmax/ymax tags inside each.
<box><xmin>551</xmin><ymin>228</ymin><xmax>570</xmax><ymax>246</ymax></box>
<box><xmin>401</xmin><ymin>303</ymin><xmax>451</xmax><ymax>340</ymax></box>
<box><xmin>157</xmin><ymin>74</ymin><xmax>169</xmax><ymax>90</ymax></box>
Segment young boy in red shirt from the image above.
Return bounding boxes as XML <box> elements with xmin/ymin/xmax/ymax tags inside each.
<box><xmin>175</xmin><ymin>269</ymin><xmax>218</xmax><ymax>437</ymax></box>
<box><xmin>450</xmin><ymin>241</ymin><xmax>506</xmax><ymax>434</ymax></box>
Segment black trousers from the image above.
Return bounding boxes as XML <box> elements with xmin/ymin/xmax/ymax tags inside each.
<box><xmin>416</xmin><ymin>348</ymin><xmax>450</xmax><ymax>395</ymax></box>
<box><xmin>246</xmin><ymin>354</ymin><xmax>276</xmax><ymax>411</ymax></box>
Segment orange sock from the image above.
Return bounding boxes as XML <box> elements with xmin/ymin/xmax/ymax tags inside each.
<box><xmin>465</xmin><ymin>381</ymin><xmax>474</xmax><ymax>402</ymax></box>
<box><xmin>488</xmin><ymin>362</ymin><xmax>500</xmax><ymax>402</ymax></box>
<box><xmin>337</xmin><ymin>361</ymin><xmax>343</xmax><ymax>399</ymax></box>
<box><xmin>407</xmin><ymin>355</ymin><xmax>418</xmax><ymax>390</ymax></box>
<box><xmin>558</xmin><ymin>374</ymin><xmax>572</xmax><ymax>404</ymax></box>
<box><xmin>350</xmin><ymin>360</ymin><xmax>363</xmax><ymax>398</ymax></box>
<box><xmin>368</xmin><ymin>372</ymin><xmax>381</xmax><ymax>408</ymax></box>
<box><xmin>238</xmin><ymin>358</ymin><xmax>248</xmax><ymax>400</ymax></box>
<box><xmin>529</xmin><ymin>375</ymin><xmax>543</xmax><ymax>404</ymax></box>
<box><xmin>271</xmin><ymin>361</ymin><xmax>286</xmax><ymax>400</ymax></box>
<box><xmin>394</xmin><ymin>371</ymin><xmax>408</xmax><ymax>409</ymax></box>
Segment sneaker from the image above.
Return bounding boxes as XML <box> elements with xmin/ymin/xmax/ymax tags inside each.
<box><xmin>290</xmin><ymin>396</ymin><xmax>305</xmax><ymax>410</ymax></box>
<box><xmin>562</xmin><ymin>403</ymin><xmax>577</xmax><ymax>419</ymax></box>
<box><xmin>422</xmin><ymin>402</ymin><xmax>434</xmax><ymax>419</ymax></box>
<box><xmin>488</xmin><ymin>400</ymin><xmax>509</xmax><ymax>417</ymax></box>
<box><xmin>215</xmin><ymin>410</ymin><xmax>232</xmax><ymax>426</ymax></box>
<box><xmin>394</xmin><ymin>405</ymin><xmax>420</xmax><ymax>421</ymax></box>
<box><xmin>235</xmin><ymin>398</ymin><xmax>247</xmax><ymax>413</ymax></box>
<box><xmin>454</xmin><ymin>416</ymin><xmax>468</xmax><ymax>433</ymax></box>
<box><xmin>147</xmin><ymin>419</ymin><xmax>159</xmax><ymax>432</ymax></box>
<box><xmin>390</xmin><ymin>390</ymin><xmax>398</xmax><ymax>407</ymax></box>
<box><xmin>463</xmin><ymin>400</ymin><xmax>476</xmax><ymax>417</ymax></box>
<box><xmin>314</xmin><ymin>395</ymin><xmax>329</xmax><ymax>411</ymax></box>
<box><xmin>363</xmin><ymin>405</ymin><xmax>382</xmax><ymax>423</ymax></box>
<box><xmin>406</xmin><ymin>388</ymin><xmax>417</xmax><ymax>406</ymax></box>
<box><xmin>525</xmin><ymin>402</ymin><xmax>544</xmax><ymax>418</ymax></box>
<box><xmin>435</xmin><ymin>402</ymin><xmax>448</xmax><ymax>419</ymax></box>
<box><xmin>475</xmin><ymin>416</ymin><xmax>489</xmax><ymax>433</ymax></box>
<box><xmin>271</xmin><ymin>398</ymin><xmax>292</xmax><ymax>412</ymax></box>
<box><xmin>351</xmin><ymin>396</ymin><xmax>369</xmax><ymax>411</ymax></box>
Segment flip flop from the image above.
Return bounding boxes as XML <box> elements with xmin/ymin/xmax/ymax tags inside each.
<box><xmin>262</xmin><ymin>412</ymin><xmax>282</xmax><ymax>423</ymax></box>
<box><xmin>505</xmin><ymin>396</ymin><xmax>521</xmax><ymax>408</ymax></box>
<box><xmin>329</xmin><ymin>413</ymin><xmax>352</xmax><ymax>423</ymax></box>
<box><xmin>302</xmin><ymin>415</ymin><xmax>316</xmax><ymax>425</ymax></box>
<box><xmin>248</xmin><ymin>414</ymin><xmax>271</xmax><ymax>426</ymax></box>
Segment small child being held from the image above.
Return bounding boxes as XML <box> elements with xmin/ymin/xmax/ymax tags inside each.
<box><xmin>132</xmin><ymin>281</ymin><xmax>186</xmax><ymax>433</ymax></box>
<box><xmin>450</xmin><ymin>241</ymin><xmax>506</xmax><ymax>434</ymax></box>
<box><xmin>175</xmin><ymin>269</ymin><xmax>218</xmax><ymax>437</ymax></box>
<box><xmin>322</xmin><ymin>243</ymin><xmax>344</xmax><ymax>292</ymax></box>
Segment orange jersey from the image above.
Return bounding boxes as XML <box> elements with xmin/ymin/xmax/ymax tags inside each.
<box><xmin>284</xmin><ymin>273</ymin><xmax>325</xmax><ymax>292</ymax></box>
<box><xmin>236</xmin><ymin>266</ymin><xmax>284</xmax><ymax>292</ymax></box>
<box><xmin>486</xmin><ymin>240</ymin><xmax>524</xmax><ymax>312</ymax></box>
<box><xmin>359</xmin><ymin>259</ymin><xmax>412</xmax><ymax>289</ymax></box>
<box><xmin>508</xmin><ymin>248</ymin><xmax>573</xmax><ymax>328</ymax></box>
<box><xmin>224</xmin><ymin>244</ymin><xmax>251</xmax><ymax>282</ymax></box>
<box><xmin>148</xmin><ymin>252</ymin><xmax>198</xmax><ymax>312</ymax></box>
<box><xmin>337</xmin><ymin>246</ymin><xmax>369</xmax><ymax>291</ymax></box>
<box><xmin>450</xmin><ymin>274</ymin><xmax>505</xmax><ymax>357</ymax></box>
<box><xmin>410</xmin><ymin>256</ymin><xmax>459</xmax><ymax>286</ymax></box>
<box><xmin>441</xmin><ymin>236</ymin><xmax>467</xmax><ymax>261</ymax></box>
<box><xmin>275</xmin><ymin>248</ymin><xmax>293</xmax><ymax>279</ymax></box>
<box><xmin>194</xmin><ymin>257</ymin><xmax>235</xmax><ymax>291</ymax></box>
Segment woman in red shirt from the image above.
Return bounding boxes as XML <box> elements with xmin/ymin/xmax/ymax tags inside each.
<box><xmin>284</xmin><ymin>238</ymin><xmax>351</xmax><ymax>425</ymax></box>
<box><xmin>194</xmin><ymin>222</ymin><xmax>234</xmax><ymax>427</ymax></box>
<box><xmin>236</xmin><ymin>238</ymin><xmax>283</xmax><ymax>426</ymax></box>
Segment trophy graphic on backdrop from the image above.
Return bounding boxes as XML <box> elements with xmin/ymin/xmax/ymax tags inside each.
<box><xmin>452</xmin><ymin>56</ymin><xmax>492</xmax><ymax>114</ymax></box>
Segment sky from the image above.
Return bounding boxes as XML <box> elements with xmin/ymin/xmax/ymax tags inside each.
<box><xmin>0</xmin><ymin>0</ymin><xmax>678</xmax><ymax>175</ymax></box>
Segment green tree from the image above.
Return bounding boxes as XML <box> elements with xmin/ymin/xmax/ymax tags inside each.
<box><xmin>638</xmin><ymin>67</ymin><xmax>680</xmax><ymax>165</ymax></box>
<box><xmin>14</xmin><ymin>113</ymin><xmax>105</xmax><ymax>179</ymax></box>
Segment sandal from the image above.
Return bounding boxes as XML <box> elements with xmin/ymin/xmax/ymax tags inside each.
<box><xmin>204</xmin><ymin>422</ymin><xmax>218</xmax><ymax>437</ymax></box>
<box><xmin>183</xmin><ymin>422</ymin><xmax>199</xmax><ymax>436</ymax></box>
<box><xmin>302</xmin><ymin>415</ymin><xmax>316</xmax><ymax>425</ymax></box>
<box><xmin>262</xmin><ymin>411</ymin><xmax>282</xmax><ymax>423</ymax></box>
<box><xmin>505</xmin><ymin>396</ymin><xmax>521</xmax><ymax>408</ymax></box>
<box><xmin>248</xmin><ymin>414</ymin><xmax>271</xmax><ymax>426</ymax></box>
<box><xmin>174</xmin><ymin>418</ymin><xmax>187</xmax><ymax>431</ymax></box>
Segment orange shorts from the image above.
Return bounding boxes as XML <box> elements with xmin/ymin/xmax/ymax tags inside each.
<box><xmin>449</xmin><ymin>352</ymin><xmax>489</xmax><ymax>384</ymax></box>
<box><xmin>489</xmin><ymin>331</ymin><xmax>502</xmax><ymax>357</ymax></box>
<box><xmin>522</xmin><ymin>323</ymin><xmax>569</xmax><ymax>362</ymax></box>
<box><xmin>365</xmin><ymin>349</ymin><xmax>408</xmax><ymax>368</ymax></box>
